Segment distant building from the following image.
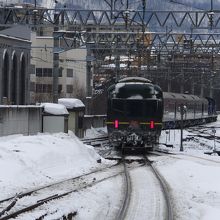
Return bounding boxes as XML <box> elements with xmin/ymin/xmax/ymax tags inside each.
<box><xmin>0</xmin><ymin>25</ymin><xmax>31</xmax><ymax>104</ymax></box>
<box><xmin>30</xmin><ymin>32</ymin><xmax>87</xmax><ymax>104</ymax></box>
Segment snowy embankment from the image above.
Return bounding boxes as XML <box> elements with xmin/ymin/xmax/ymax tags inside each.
<box><xmin>154</xmin><ymin>119</ymin><xmax>220</xmax><ymax>220</ymax></box>
<box><xmin>155</xmin><ymin>156</ymin><xmax>220</xmax><ymax>220</ymax></box>
<box><xmin>0</xmin><ymin>131</ymin><xmax>112</xmax><ymax>200</ymax></box>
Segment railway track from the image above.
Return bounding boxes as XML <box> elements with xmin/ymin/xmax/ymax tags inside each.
<box><xmin>81</xmin><ymin>135</ymin><xmax>109</xmax><ymax>146</ymax></box>
<box><xmin>146</xmin><ymin>155</ymin><xmax>173</xmax><ymax>220</ymax></box>
<box><xmin>115</xmin><ymin>155</ymin><xmax>131</xmax><ymax>220</ymax></box>
<box><xmin>186</xmin><ymin>126</ymin><xmax>220</xmax><ymax>142</ymax></box>
<box><xmin>86</xmin><ymin>137</ymin><xmax>174</xmax><ymax>219</ymax></box>
<box><xmin>184</xmin><ymin>126</ymin><xmax>220</xmax><ymax>154</ymax></box>
<box><xmin>152</xmin><ymin>149</ymin><xmax>220</xmax><ymax>166</ymax></box>
<box><xmin>0</xmin><ymin>163</ymin><xmax>122</xmax><ymax>220</ymax></box>
<box><xmin>116</xmin><ymin>153</ymin><xmax>173</xmax><ymax>220</ymax></box>
<box><xmin>0</xmin><ymin>156</ymin><xmax>146</xmax><ymax>220</ymax></box>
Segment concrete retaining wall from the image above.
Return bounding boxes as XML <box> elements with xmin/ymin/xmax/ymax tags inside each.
<box><xmin>0</xmin><ymin>106</ymin><xmax>42</xmax><ymax>136</ymax></box>
<box><xmin>83</xmin><ymin>115</ymin><xmax>106</xmax><ymax>130</ymax></box>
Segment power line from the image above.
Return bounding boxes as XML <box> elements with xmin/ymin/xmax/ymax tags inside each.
<box><xmin>168</xmin><ymin>0</ymin><xmax>204</xmax><ymax>11</ymax></box>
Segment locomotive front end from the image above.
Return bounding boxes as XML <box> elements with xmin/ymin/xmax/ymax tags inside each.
<box><xmin>106</xmin><ymin>77</ymin><xmax>163</xmax><ymax>151</ymax></box>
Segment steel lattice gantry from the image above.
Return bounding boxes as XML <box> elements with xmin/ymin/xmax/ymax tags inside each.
<box><xmin>54</xmin><ymin>31</ymin><xmax>220</xmax><ymax>54</ymax></box>
<box><xmin>0</xmin><ymin>8</ymin><xmax>220</xmax><ymax>29</ymax></box>
<box><xmin>1</xmin><ymin>8</ymin><xmax>220</xmax><ymax>53</ymax></box>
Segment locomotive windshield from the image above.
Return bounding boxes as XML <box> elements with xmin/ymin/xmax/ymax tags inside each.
<box><xmin>111</xmin><ymin>99</ymin><xmax>160</xmax><ymax>118</ymax></box>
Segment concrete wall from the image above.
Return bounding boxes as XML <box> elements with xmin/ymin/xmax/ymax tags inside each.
<box><xmin>0</xmin><ymin>106</ymin><xmax>42</xmax><ymax>136</ymax></box>
<box><xmin>68</xmin><ymin>111</ymin><xmax>84</xmax><ymax>138</ymax></box>
<box><xmin>42</xmin><ymin>115</ymin><xmax>68</xmax><ymax>133</ymax></box>
<box><xmin>0</xmin><ymin>106</ymin><xmax>107</xmax><ymax>137</ymax></box>
<box><xmin>83</xmin><ymin>115</ymin><xmax>106</xmax><ymax>130</ymax></box>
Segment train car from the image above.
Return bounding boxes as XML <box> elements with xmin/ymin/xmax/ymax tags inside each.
<box><xmin>163</xmin><ymin>93</ymin><xmax>217</xmax><ymax>129</ymax></box>
<box><xmin>106</xmin><ymin>77</ymin><xmax>217</xmax><ymax>151</ymax></box>
<box><xmin>106</xmin><ymin>77</ymin><xmax>163</xmax><ymax>151</ymax></box>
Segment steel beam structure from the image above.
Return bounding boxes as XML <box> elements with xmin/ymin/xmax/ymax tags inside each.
<box><xmin>1</xmin><ymin>8</ymin><xmax>220</xmax><ymax>53</ymax></box>
<box><xmin>0</xmin><ymin>8</ymin><xmax>219</xmax><ymax>29</ymax></box>
<box><xmin>56</xmin><ymin>31</ymin><xmax>220</xmax><ymax>54</ymax></box>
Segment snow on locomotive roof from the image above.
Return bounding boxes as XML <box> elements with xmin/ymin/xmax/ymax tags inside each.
<box><xmin>118</xmin><ymin>77</ymin><xmax>152</xmax><ymax>83</ymax></box>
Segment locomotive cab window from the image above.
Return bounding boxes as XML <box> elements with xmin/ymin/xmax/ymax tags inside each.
<box><xmin>125</xmin><ymin>99</ymin><xmax>158</xmax><ymax>117</ymax></box>
<box><xmin>126</xmin><ymin>100</ymin><xmax>144</xmax><ymax>117</ymax></box>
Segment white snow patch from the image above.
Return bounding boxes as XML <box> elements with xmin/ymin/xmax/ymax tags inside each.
<box><xmin>58</xmin><ymin>98</ymin><xmax>85</xmax><ymax>109</ymax></box>
<box><xmin>41</xmin><ymin>103</ymin><xmax>69</xmax><ymax>115</ymax></box>
<box><xmin>0</xmin><ymin>131</ymin><xmax>112</xmax><ymax>200</ymax></box>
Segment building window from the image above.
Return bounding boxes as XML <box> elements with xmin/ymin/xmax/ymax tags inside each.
<box><xmin>58</xmin><ymin>84</ymin><xmax>62</xmax><ymax>94</ymax></box>
<box><xmin>36</xmin><ymin>84</ymin><xmax>52</xmax><ymax>93</ymax></box>
<box><xmin>47</xmin><ymin>68</ymin><xmax>52</xmax><ymax>77</ymax></box>
<box><xmin>59</xmin><ymin>67</ymin><xmax>63</xmax><ymax>77</ymax></box>
<box><xmin>36</xmin><ymin>68</ymin><xmax>42</xmax><ymax>77</ymax></box>
<box><xmin>36</xmin><ymin>84</ymin><xmax>42</xmax><ymax>93</ymax></box>
<box><xmin>47</xmin><ymin>84</ymin><xmax>52</xmax><ymax>93</ymax></box>
<box><xmin>36</xmin><ymin>68</ymin><xmax>53</xmax><ymax>77</ymax></box>
<box><xmin>43</xmin><ymin>68</ymin><xmax>53</xmax><ymax>77</ymax></box>
<box><xmin>66</xmin><ymin>85</ymin><xmax>73</xmax><ymax>93</ymax></box>
<box><xmin>43</xmin><ymin>84</ymin><xmax>52</xmax><ymax>93</ymax></box>
<box><xmin>67</xmin><ymin>68</ymin><xmax>73</xmax><ymax>77</ymax></box>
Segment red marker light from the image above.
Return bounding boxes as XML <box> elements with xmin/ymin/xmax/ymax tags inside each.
<box><xmin>114</xmin><ymin>120</ymin><xmax>119</xmax><ymax>129</ymax></box>
<box><xmin>150</xmin><ymin>120</ymin><xmax>154</xmax><ymax>129</ymax></box>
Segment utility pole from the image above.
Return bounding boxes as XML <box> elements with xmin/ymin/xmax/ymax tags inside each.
<box><xmin>52</xmin><ymin>12</ymin><xmax>60</xmax><ymax>103</ymax></box>
<box><xmin>180</xmin><ymin>64</ymin><xmax>184</xmax><ymax>93</ymax></box>
<box><xmin>142</xmin><ymin>0</ymin><xmax>146</xmax><ymax>73</ymax></box>
<box><xmin>115</xmin><ymin>53</ymin><xmax>120</xmax><ymax>81</ymax></box>
<box><xmin>86</xmin><ymin>45</ymin><xmax>93</xmax><ymax>97</ymax></box>
<box><xmin>200</xmin><ymin>70</ymin><xmax>204</xmax><ymax>97</ymax></box>
<box><xmin>210</xmin><ymin>49</ymin><xmax>214</xmax><ymax>98</ymax></box>
<box><xmin>168</xmin><ymin>67</ymin><xmax>171</xmax><ymax>92</ymax></box>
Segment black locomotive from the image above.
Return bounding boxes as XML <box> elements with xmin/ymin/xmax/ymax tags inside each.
<box><xmin>106</xmin><ymin>77</ymin><xmax>217</xmax><ymax>151</ymax></box>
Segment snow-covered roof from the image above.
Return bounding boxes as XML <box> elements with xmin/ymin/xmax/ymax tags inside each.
<box><xmin>58</xmin><ymin>98</ymin><xmax>85</xmax><ymax>109</ymax></box>
<box><xmin>41</xmin><ymin>103</ymin><xmax>69</xmax><ymax>115</ymax></box>
<box><xmin>0</xmin><ymin>105</ymin><xmax>42</xmax><ymax>108</ymax></box>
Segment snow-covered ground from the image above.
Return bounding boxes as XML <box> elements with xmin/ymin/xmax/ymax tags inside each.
<box><xmin>1</xmin><ymin>118</ymin><xmax>220</xmax><ymax>219</ymax></box>
<box><xmin>156</xmin><ymin>118</ymin><xmax>220</xmax><ymax>220</ymax></box>
<box><xmin>0</xmin><ymin>131</ymin><xmax>112</xmax><ymax>200</ymax></box>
